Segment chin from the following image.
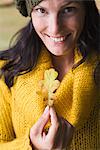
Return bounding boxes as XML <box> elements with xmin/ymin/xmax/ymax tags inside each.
<box><xmin>50</xmin><ymin>51</ymin><xmax>66</xmax><ymax>56</ymax></box>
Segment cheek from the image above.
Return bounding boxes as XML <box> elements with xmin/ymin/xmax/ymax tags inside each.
<box><xmin>65</xmin><ymin>15</ymin><xmax>84</xmax><ymax>35</ymax></box>
<box><xmin>32</xmin><ymin>19</ymin><xmax>40</xmax><ymax>31</ymax></box>
<box><xmin>31</xmin><ymin>14</ymin><xmax>42</xmax><ymax>33</ymax></box>
<box><xmin>32</xmin><ymin>18</ymin><xmax>46</xmax><ymax>36</ymax></box>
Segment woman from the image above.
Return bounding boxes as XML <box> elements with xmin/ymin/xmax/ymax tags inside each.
<box><xmin>0</xmin><ymin>0</ymin><xmax>99</xmax><ymax>149</ymax></box>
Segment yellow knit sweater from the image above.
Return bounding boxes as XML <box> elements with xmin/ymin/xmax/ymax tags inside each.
<box><xmin>0</xmin><ymin>48</ymin><xmax>99</xmax><ymax>150</ymax></box>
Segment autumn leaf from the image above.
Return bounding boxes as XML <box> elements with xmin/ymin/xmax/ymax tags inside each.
<box><xmin>37</xmin><ymin>68</ymin><xmax>60</xmax><ymax>106</ymax></box>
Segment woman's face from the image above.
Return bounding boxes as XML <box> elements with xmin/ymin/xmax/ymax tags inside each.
<box><xmin>31</xmin><ymin>0</ymin><xmax>85</xmax><ymax>56</ymax></box>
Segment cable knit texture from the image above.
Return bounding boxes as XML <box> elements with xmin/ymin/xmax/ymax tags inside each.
<box><xmin>0</xmin><ymin>48</ymin><xmax>99</xmax><ymax>149</ymax></box>
<box><xmin>15</xmin><ymin>0</ymin><xmax>43</xmax><ymax>17</ymax></box>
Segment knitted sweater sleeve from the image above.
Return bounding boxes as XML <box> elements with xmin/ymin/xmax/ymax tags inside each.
<box><xmin>0</xmin><ymin>79</ymin><xmax>32</xmax><ymax>150</ymax></box>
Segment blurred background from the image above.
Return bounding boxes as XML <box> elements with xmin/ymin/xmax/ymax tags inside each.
<box><xmin>0</xmin><ymin>0</ymin><xmax>100</xmax><ymax>50</ymax></box>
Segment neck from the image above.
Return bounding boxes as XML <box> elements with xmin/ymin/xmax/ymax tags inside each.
<box><xmin>51</xmin><ymin>50</ymin><xmax>74</xmax><ymax>81</ymax></box>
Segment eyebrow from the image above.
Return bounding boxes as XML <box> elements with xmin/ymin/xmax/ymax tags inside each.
<box><xmin>60</xmin><ymin>1</ymin><xmax>83</xmax><ymax>14</ymax></box>
<box><xmin>61</xmin><ymin>1</ymin><xmax>81</xmax><ymax>6</ymax></box>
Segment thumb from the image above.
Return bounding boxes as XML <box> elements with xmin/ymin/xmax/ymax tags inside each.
<box><xmin>46</xmin><ymin>107</ymin><xmax>59</xmax><ymax>140</ymax></box>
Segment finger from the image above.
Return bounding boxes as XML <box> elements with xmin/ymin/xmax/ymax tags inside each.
<box><xmin>43</xmin><ymin>132</ymin><xmax>46</xmax><ymax>140</ymax></box>
<box><xmin>46</xmin><ymin>107</ymin><xmax>59</xmax><ymax>141</ymax></box>
<box><xmin>32</xmin><ymin>106</ymin><xmax>50</xmax><ymax>134</ymax></box>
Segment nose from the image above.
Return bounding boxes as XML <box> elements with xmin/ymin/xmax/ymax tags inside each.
<box><xmin>48</xmin><ymin>14</ymin><xmax>61</xmax><ymax>36</ymax></box>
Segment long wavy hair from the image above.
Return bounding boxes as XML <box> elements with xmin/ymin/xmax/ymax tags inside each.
<box><xmin>0</xmin><ymin>0</ymin><xmax>100</xmax><ymax>88</ymax></box>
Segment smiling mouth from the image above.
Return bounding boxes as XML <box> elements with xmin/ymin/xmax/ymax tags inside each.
<box><xmin>46</xmin><ymin>33</ymin><xmax>71</xmax><ymax>43</ymax></box>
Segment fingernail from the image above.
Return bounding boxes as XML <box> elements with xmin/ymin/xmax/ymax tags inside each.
<box><xmin>44</xmin><ymin>106</ymin><xmax>49</xmax><ymax>115</ymax></box>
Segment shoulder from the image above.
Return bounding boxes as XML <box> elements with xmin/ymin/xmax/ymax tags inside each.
<box><xmin>0</xmin><ymin>60</ymin><xmax>12</xmax><ymax>104</ymax></box>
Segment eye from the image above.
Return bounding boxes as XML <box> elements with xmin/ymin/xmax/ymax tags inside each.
<box><xmin>62</xmin><ymin>7</ymin><xmax>76</xmax><ymax>15</ymax></box>
<box><xmin>35</xmin><ymin>8</ymin><xmax>47</xmax><ymax>16</ymax></box>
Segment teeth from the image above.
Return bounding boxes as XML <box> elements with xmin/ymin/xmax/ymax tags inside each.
<box><xmin>50</xmin><ymin>36</ymin><xmax>65</xmax><ymax>42</ymax></box>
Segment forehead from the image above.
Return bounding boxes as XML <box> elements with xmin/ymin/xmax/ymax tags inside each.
<box><xmin>39</xmin><ymin>0</ymin><xmax>82</xmax><ymax>4</ymax></box>
<box><xmin>37</xmin><ymin>0</ymin><xmax>83</xmax><ymax>8</ymax></box>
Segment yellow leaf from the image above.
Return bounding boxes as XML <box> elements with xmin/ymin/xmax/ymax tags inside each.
<box><xmin>42</xmin><ymin>68</ymin><xmax>60</xmax><ymax>106</ymax></box>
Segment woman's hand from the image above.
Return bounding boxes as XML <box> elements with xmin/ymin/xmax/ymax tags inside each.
<box><xmin>30</xmin><ymin>106</ymin><xmax>74</xmax><ymax>150</ymax></box>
